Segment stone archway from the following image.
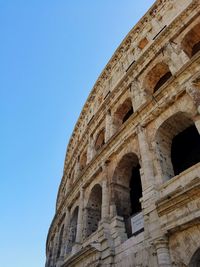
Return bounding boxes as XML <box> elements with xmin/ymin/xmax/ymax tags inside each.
<box><xmin>66</xmin><ymin>207</ymin><xmax>79</xmax><ymax>253</ymax></box>
<box><xmin>84</xmin><ymin>184</ymin><xmax>102</xmax><ymax>238</ymax></box>
<box><xmin>155</xmin><ymin>111</ymin><xmax>200</xmax><ymax>181</ymax></box>
<box><xmin>112</xmin><ymin>153</ymin><xmax>143</xmax><ymax>237</ymax></box>
<box><xmin>113</xmin><ymin>98</ymin><xmax>134</xmax><ymax>132</ymax></box>
<box><xmin>181</xmin><ymin>23</ymin><xmax>200</xmax><ymax>58</ymax></box>
<box><xmin>144</xmin><ymin>62</ymin><xmax>172</xmax><ymax>94</ymax></box>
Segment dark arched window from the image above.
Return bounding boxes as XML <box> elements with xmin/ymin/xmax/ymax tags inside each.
<box><xmin>112</xmin><ymin>153</ymin><xmax>143</xmax><ymax>237</ymax></box>
<box><xmin>144</xmin><ymin>62</ymin><xmax>172</xmax><ymax>94</ymax></box>
<box><xmin>113</xmin><ymin>98</ymin><xmax>134</xmax><ymax>131</ymax></box>
<box><xmin>181</xmin><ymin>23</ymin><xmax>200</xmax><ymax>58</ymax></box>
<box><xmin>95</xmin><ymin>129</ymin><xmax>105</xmax><ymax>151</ymax></box>
<box><xmin>84</xmin><ymin>184</ymin><xmax>102</xmax><ymax>238</ymax></box>
<box><xmin>155</xmin><ymin>112</ymin><xmax>200</xmax><ymax>181</ymax></box>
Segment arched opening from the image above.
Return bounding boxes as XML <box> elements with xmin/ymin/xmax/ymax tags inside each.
<box><xmin>155</xmin><ymin>112</ymin><xmax>200</xmax><ymax>181</ymax></box>
<box><xmin>144</xmin><ymin>62</ymin><xmax>172</xmax><ymax>93</ymax></box>
<box><xmin>84</xmin><ymin>184</ymin><xmax>102</xmax><ymax>238</ymax></box>
<box><xmin>57</xmin><ymin>224</ymin><xmax>64</xmax><ymax>258</ymax></box>
<box><xmin>113</xmin><ymin>98</ymin><xmax>134</xmax><ymax>131</ymax></box>
<box><xmin>189</xmin><ymin>248</ymin><xmax>200</xmax><ymax>267</ymax></box>
<box><xmin>171</xmin><ymin>125</ymin><xmax>200</xmax><ymax>175</ymax></box>
<box><xmin>66</xmin><ymin>207</ymin><xmax>78</xmax><ymax>253</ymax></box>
<box><xmin>112</xmin><ymin>153</ymin><xmax>143</xmax><ymax>237</ymax></box>
<box><xmin>79</xmin><ymin>151</ymin><xmax>87</xmax><ymax>171</ymax></box>
<box><xmin>181</xmin><ymin>23</ymin><xmax>200</xmax><ymax>58</ymax></box>
<box><xmin>95</xmin><ymin>129</ymin><xmax>105</xmax><ymax>151</ymax></box>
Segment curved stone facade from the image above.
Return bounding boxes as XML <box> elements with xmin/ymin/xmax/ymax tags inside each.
<box><xmin>46</xmin><ymin>0</ymin><xmax>200</xmax><ymax>266</ymax></box>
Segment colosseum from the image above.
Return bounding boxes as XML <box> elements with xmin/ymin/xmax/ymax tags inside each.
<box><xmin>46</xmin><ymin>0</ymin><xmax>200</xmax><ymax>266</ymax></box>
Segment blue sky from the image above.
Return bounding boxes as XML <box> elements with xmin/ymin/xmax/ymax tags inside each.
<box><xmin>0</xmin><ymin>1</ymin><xmax>155</xmax><ymax>266</ymax></box>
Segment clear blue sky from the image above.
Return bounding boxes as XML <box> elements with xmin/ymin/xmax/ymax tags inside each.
<box><xmin>0</xmin><ymin>1</ymin><xmax>155</xmax><ymax>267</ymax></box>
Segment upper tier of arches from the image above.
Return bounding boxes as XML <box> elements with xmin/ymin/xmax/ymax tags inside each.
<box><xmin>55</xmin><ymin>0</ymin><xmax>200</xmax><ymax>210</ymax></box>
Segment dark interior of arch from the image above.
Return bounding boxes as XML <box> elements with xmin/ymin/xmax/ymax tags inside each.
<box><xmin>66</xmin><ymin>207</ymin><xmax>78</xmax><ymax>253</ymax></box>
<box><xmin>189</xmin><ymin>248</ymin><xmax>200</xmax><ymax>267</ymax></box>
<box><xmin>85</xmin><ymin>184</ymin><xmax>102</xmax><ymax>238</ymax></box>
<box><xmin>192</xmin><ymin>41</ymin><xmax>200</xmax><ymax>57</ymax></box>
<box><xmin>113</xmin><ymin>153</ymin><xmax>143</xmax><ymax>238</ymax></box>
<box><xmin>182</xmin><ymin>23</ymin><xmax>200</xmax><ymax>58</ymax></box>
<box><xmin>122</xmin><ymin>106</ymin><xmax>134</xmax><ymax>123</ymax></box>
<box><xmin>171</xmin><ymin>125</ymin><xmax>200</xmax><ymax>175</ymax></box>
<box><xmin>130</xmin><ymin>164</ymin><xmax>142</xmax><ymax>215</ymax></box>
<box><xmin>95</xmin><ymin>129</ymin><xmax>105</xmax><ymax>151</ymax></box>
<box><xmin>154</xmin><ymin>71</ymin><xmax>172</xmax><ymax>93</ymax></box>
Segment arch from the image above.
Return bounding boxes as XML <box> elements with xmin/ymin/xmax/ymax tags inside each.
<box><xmin>155</xmin><ymin>112</ymin><xmax>200</xmax><ymax>181</ymax></box>
<box><xmin>84</xmin><ymin>184</ymin><xmax>102</xmax><ymax>238</ymax></box>
<box><xmin>66</xmin><ymin>206</ymin><xmax>79</xmax><ymax>253</ymax></box>
<box><xmin>113</xmin><ymin>98</ymin><xmax>134</xmax><ymax>131</ymax></box>
<box><xmin>189</xmin><ymin>248</ymin><xmax>200</xmax><ymax>267</ymax></box>
<box><xmin>79</xmin><ymin>150</ymin><xmax>87</xmax><ymax>171</ymax></box>
<box><xmin>95</xmin><ymin>128</ymin><xmax>105</xmax><ymax>151</ymax></box>
<box><xmin>112</xmin><ymin>153</ymin><xmax>143</xmax><ymax>237</ymax></box>
<box><xmin>144</xmin><ymin>62</ymin><xmax>172</xmax><ymax>93</ymax></box>
<box><xmin>57</xmin><ymin>224</ymin><xmax>64</xmax><ymax>258</ymax></box>
<box><xmin>181</xmin><ymin>23</ymin><xmax>200</xmax><ymax>58</ymax></box>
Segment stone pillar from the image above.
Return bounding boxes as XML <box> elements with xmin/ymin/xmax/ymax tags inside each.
<box><xmin>105</xmin><ymin>109</ymin><xmax>113</xmax><ymax>142</ymax></box>
<box><xmin>73</xmin><ymin>188</ymin><xmax>84</xmax><ymax>253</ymax></box>
<box><xmin>131</xmin><ymin>80</ymin><xmax>147</xmax><ymax>111</ymax></box>
<box><xmin>65</xmin><ymin>178</ymin><xmax>71</xmax><ymax>194</ymax></box>
<box><xmin>186</xmin><ymin>80</ymin><xmax>200</xmax><ymax>114</ymax></box>
<box><xmin>155</xmin><ymin>237</ymin><xmax>172</xmax><ymax>267</ymax></box>
<box><xmin>61</xmin><ymin>207</ymin><xmax>70</xmax><ymax>257</ymax></box>
<box><xmin>165</xmin><ymin>42</ymin><xmax>188</xmax><ymax>73</ymax></box>
<box><xmin>74</xmin><ymin>158</ymin><xmax>80</xmax><ymax>179</ymax></box>
<box><xmin>87</xmin><ymin>135</ymin><xmax>95</xmax><ymax>163</ymax></box>
<box><xmin>137</xmin><ymin>126</ymin><xmax>155</xmax><ymax>190</ymax></box>
<box><xmin>52</xmin><ymin>230</ymin><xmax>59</xmax><ymax>265</ymax></box>
<box><xmin>101</xmin><ymin>179</ymin><xmax>110</xmax><ymax>221</ymax></box>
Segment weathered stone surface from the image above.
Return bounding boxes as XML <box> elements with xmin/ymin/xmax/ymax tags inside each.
<box><xmin>46</xmin><ymin>1</ymin><xmax>200</xmax><ymax>266</ymax></box>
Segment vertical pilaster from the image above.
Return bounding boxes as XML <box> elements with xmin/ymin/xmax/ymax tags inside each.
<box><xmin>75</xmin><ymin>158</ymin><xmax>81</xmax><ymax>178</ymax></box>
<box><xmin>101</xmin><ymin>179</ymin><xmax>110</xmax><ymax>221</ymax></box>
<box><xmin>137</xmin><ymin>126</ymin><xmax>155</xmax><ymax>190</ymax></box>
<box><xmin>52</xmin><ymin>230</ymin><xmax>59</xmax><ymax>266</ymax></box>
<box><xmin>131</xmin><ymin>80</ymin><xmax>147</xmax><ymax>111</ymax></box>
<box><xmin>87</xmin><ymin>135</ymin><xmax>95</xmax><ymax>163</ymax></box>
<box><xmin>155</xmin><ymin>237</ymin><xmax>172</xmax><ymax>267</ymax></box>
<box><xmin>75</xmin><ymin>188</ymin><xmax>84</xmax><ymax>245</ymax></box>
<box><xmin>186</xmin><ymin>81</ymin><xmax>200</xmax><ymax>114</ymax></box>
<box><xmin>105</xmin><ymin>109</ymin><xmax>113</xmax><ymax>142</ymax></box>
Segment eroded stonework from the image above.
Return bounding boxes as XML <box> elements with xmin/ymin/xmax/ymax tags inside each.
<box><xmin>46</xmin><ymin>0</ymin><xmax>200</xmax><ymax>266</ymax></box>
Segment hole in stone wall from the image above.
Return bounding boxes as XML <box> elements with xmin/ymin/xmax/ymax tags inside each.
<box><xmin>84</xmin><ymin>184</ymin><xmax>102</xmax><ymax>238</ymax></box>
<box><xmin>144</xmin><ymin>62</ymin><xmax>172</xmax><ymax>94</ymax></box>
<box><xmin>114</xmin><ymin>98</ymin><xmax>134</xmax><ymax>131</ymax></box>
<box><xmin>66</xmin><ymin>207</ymin><xmax>79</xmax><ymax>253</ymax></box>
<box><xmin>155</xmin><ymin>112</ymin><xmax>198</xmax><ymax>181</ymax></box>
<box><xmin>189</xmin><ymin>247</ymin><xmax>200</xmax><ymax>267</ymax></box>
<box><xmin>112</xmin><ymin>153</ymin><xmax>143</xmax><ymax>238</ymax></box>
<box><xmin>95</xmin><ymin>129</ymin><xmax>105</xmax><ymax>151</ymax></box>
<box><xmin>153</xmin><ymin>71</ymin><xmax>172</xmax><ymax>93</ymax></box>
<box><xmin>171</xmin><ymin>125</ymin><xmax>200</xmax><ymax>175</ymax></box>
<box><xmin>181</xmin><ymin>23</ymin><xmax>200</xmax><ymax>58</ymax></box>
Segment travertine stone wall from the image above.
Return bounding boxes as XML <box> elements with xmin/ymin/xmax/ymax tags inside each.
<box><xmin>46</xmin><ymin>0</ymin><xmax>200</xmax><ymax>266</ymax></box>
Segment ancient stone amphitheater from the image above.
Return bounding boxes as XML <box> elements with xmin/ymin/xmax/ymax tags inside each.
<box><xmin>46</xmin><ymin>0</ymin><xmax>200</xmax><ymax>266</ymax></box>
